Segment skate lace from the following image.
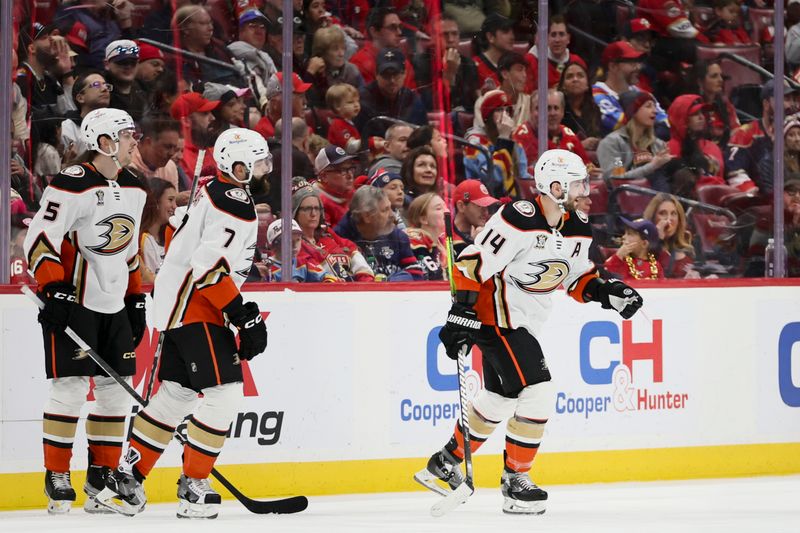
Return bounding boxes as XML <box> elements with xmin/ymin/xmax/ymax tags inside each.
<box><xmin>51</xmin><ymin>472</ymin><xmax>72</xmax><ymax>491</ymax></box>
<box><xmin>188</xmin><ymin>477</ymin><xmax>213</xmax><ymax>495</ymax></box>
<box><xmin>512</xmin><ymin>473</ymin><xmax>537</xmax><ymax>491</ymax></box>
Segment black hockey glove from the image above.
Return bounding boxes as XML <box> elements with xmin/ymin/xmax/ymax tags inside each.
<box><xmin>38</xmin><ymin>282</ymin><xmax>76</xmax><ymax>333</ymax></box>
<box><xmin>125</xmin><ymin>294</ymin><xmax>147</xmax><ymax>348</ymax></box>
<box><xmin>597</xmin><ymin>279</ymin><xmax>644</xmax><ymax>319</ymax></box>
<box><xmin>439</xmin><ymin>293</ymin><xmax>482</xmax><ymax>360</ymax></box>
<box><xmin>226</xmin><ymin>299</ymin><xmax>267</xmax><ymax>361</ymax></box>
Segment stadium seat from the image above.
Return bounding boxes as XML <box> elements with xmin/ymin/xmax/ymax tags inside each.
<box><xmin>588</xmin><ymin>179</ymin><xmax>609</xmax><ymax>215</ymax></box>
<box><xmin>696</xmin><ymin>184</ymin><xmax>742</xmax><ymax>207</ymax></box>
<box><xmin>514</xmin><ymin>178</ymin><xmax>538</xmax><ymax>200</ymax></box>
<box><xmin>748</xmin><ymin>8</ymin><xmax>774</xmax><ymax>44</ymax></box>
<box><xmin>427</xmin><ymin>111</ymin><xmax>446</xmax><ymax>128</ymax></box>
<box><xmin>454</xmin><ymin>112</ymin><xmax>475</xmax><ymax>136</ymax></box>
<box><xmin>306</xmin><ymin>108</ymin><xmax>335</xmax><ymax>137</ymax></box>
<box><xmin>691</xmin><ymin>212</ymin><xmax>735</xmax><ymax>257</ymax></box>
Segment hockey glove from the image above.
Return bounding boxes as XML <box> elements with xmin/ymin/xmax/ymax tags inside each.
<box><xmin>226</xmin><ymin>300</ymin><xmax>267</xmax><ymax>361</ymax></box>
<box><xmin>125</xmin><ymin>294</ymin><xmax>147</xmax><ymax>348</ymax></box>
<box><xmin>38</xmin><ymin>282</ymin><xmax>76</xmax><ymax>333</ymax></box>
<box><xmin>439</xmin><ymin>302</ymin><xmax>482</xmax><ymax>360</ymax></box>
<box><xmin>597</xmin><ymin>279</ymin><xmax>643</xmax><ymax>319</ymax></box>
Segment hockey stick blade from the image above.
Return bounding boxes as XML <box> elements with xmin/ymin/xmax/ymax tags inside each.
<box><xmin>430</xmin><ymin>481</ymin><xmax>474</xmax><ymax>517</ymax></box>
<box><xmin>210</xmin><ymin>467</ymin><xmax>308</xmax><ymax>514</ymax></box>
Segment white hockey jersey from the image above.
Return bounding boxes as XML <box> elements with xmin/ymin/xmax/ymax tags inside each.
<box><xmin>453</xmin><ymin>198</ymin><xmax>597</xmax><ymax>338</ymax></box>
<box><xmin>23</xmin><ymin>163</ymin><xmax>147</xmax><ymax>313</ymax></box>
<box><xmin>153</xmin><ymin>177</ymin><xmax>257</xmax><ymax>330</ymax></box>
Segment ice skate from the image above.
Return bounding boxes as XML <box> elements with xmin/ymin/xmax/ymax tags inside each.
<box><xmin>414</xmin><ymin>448</ymin><xmax>465</xmax><ymax>496</ymax></box>
<box><xmin>83</xmin><ymin>465</ymin><xmax>114</xmax><ymax>514</ymax></box>
<box><xmin>176</xmin><ymin>474</ymin><xmax>222</xmax><ymax>519</ymax></box>
<box><xmin>95</xmin><ymin>448</ymin><xmax>146</xmax><ymax>516</ymax></box>
<box><xmin>500</xmin><ymin>470</ymin><xmax>547</xmax><ymax>515</ymax></box>
<box><xmin>44</xmin><ymin>470</ymin><xmax>76</xmax><ymax>514</ymax></box>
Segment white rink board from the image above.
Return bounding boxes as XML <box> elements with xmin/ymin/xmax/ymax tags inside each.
<box><xmin>1</xmin><ymin>285</ymin><xmax>800</xmax><ymax>474</ymax></box>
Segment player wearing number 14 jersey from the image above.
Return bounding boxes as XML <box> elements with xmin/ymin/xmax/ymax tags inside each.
<box><xmin>97</xmin><ymin>128</ymin><xmax>270</xmax><ymax>520</ymax></box>
<box><xmin>415</xmin><ymin>150</ymin><xmax>644</xmax><ymax>514</ymax></box>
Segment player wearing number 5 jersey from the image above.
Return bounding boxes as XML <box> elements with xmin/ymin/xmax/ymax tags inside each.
<box><xmin>97</xmin><ymin>128</ymin><xmax>270</xmax><ymax>520</ymax></box>
<box><xmin>22</xmin><ymin>108</ymin><xmax>148</xmax><ymax>515</ymax></box>
<box><xmin>416</xmin><ymin>150</ymin><xmax>644</xmax><ymax>514</ymax></box>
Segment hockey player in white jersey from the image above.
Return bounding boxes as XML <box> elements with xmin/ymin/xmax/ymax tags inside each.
<box><xmin>96</xmin><ymin>128</ymin><xmax>269</xmax><ymax>519</ymax></box>
<box><xmin>415</xmin><ymin>149</ymin><xmax>643</xmax><ymax>514</ymax></box>
<box><xmin>23</xmin><ymin>108</ymin><xmax>148</xmax><ymax>514</ymax></box>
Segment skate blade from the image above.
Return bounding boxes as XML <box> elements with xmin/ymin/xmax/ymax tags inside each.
<box><xmin>430</xmin><ymin>481</ymin><xmax>473</xmax><ymax>517</ymax></box>
<box><xmin>46</xmin><ymin>499</ymin><xmax>73</xmax><ymax>514</ymax></box>
<box><xmin>177</xmin><ymin>499</ymin><xmax>219</xmax><ymax>519</ymax></box>
<box><xmin>94</xmin><ymin>486</ymin><xmax>143</xmax><ymax>517</ymax></box>
<box><xmin>83</xmin><ymin>496</ymin><xmax>115</xmax><ymax>514</ymax></box>
<box><xmin>502</xmin><ymin>497</ymin><xmax>546</xmax><ymax>515</ymax></box>
<box><xmin>413</xmin><ymin>468</ymin><xmax>450</xmax><ymax>497</ymax></box>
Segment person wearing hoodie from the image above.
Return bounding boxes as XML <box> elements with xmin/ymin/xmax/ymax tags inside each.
<box><xmin>666</xmin><ymin>94</ymin><xmax>726</xmax><ymax>196</ymax></box>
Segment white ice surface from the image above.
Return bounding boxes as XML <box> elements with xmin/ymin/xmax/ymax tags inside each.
<box><xmin>2</xmin><ymin>476</ymin><xmax>799</xmax><ymax>533</ymax></box>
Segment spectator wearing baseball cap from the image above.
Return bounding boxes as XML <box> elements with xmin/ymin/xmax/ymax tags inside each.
<box><xmin>134</xmin><ymin>41</ymin><xmax>166</xmax><ymax>89</ymax></box>
<box><xmin>227</xmin><ymin>9</ymin><xmax>278</xmax><ymax>111</ymax></box>
<box><xmin>604</xmin><ymin>217</ymin><xmax>666</xmax><ymax>280</ymax></box>
<box><xmin>621</xmin><ymin>18</ymin><xmax>658</xmax><ymax>94</ymax></box>
<box><xmin>264</xmin><ymin>218</ymin><xmax>334</xmax><ymax>282</ymax></box>
<box><xmin>452</xmin><ymin>180</ymin><xmax>500</xmax><ymax>256</ymax></box>
<box><xmin>170</xmin><ymin>92</ymin><xmax>220</xmax><ymax>179</ymax></box>
<box><xmin>313</xmin><ymin>145</ymin><xmax>358</xmax><ymax>228</ymax></box>
<box><xmin>473</xmin><ymin>13</ymin><xmax>516</xmax><ymax>90</ymax></box>
<box><xmin>203</xmin><ymin>82</ymin><xmax>250</xmax><ymax>130</ymax></box>
<box><xmin>524</xmin><ymin>15</ymin><xmax>586</xmax><ymax>93</ymax></box>
<box><xmin>726</xmin><ymin>79</ymin><xmax>800</xmax><ymax>195</ymax></box>
<box><xmin>254</xmin><ymin>72</ymin><xmax>311</xmax><ymax>140</ymax></box>
<box><xmin>350</xmin><ymin>7</ymin><xmax>416</xmax><ymax>89</ymax></box>
<box><xmin>16</xmin><ymin>21</ymin><xmax>63</xmax><ymax>116</ymax></box>
<box><xmin>593</xmin><ymin>41</ymin><xmax>669</xmax><ymax>139</ymax></box>
<box><xmin>355</xmin><ymin>47</ymin><xmax>427</xmax><ymax>139</ymax></box>
<box><xmin>54</xmin><ymin>0</ymin><xmax>127</xmax><ymax>70</ymax></box>
<box><xmin>292</xmin><ymin>177</ymin><xmax>375</xmax><ymax>282</ymax></box>
<box><xmin>464</xmin><ymin>89</ymin><xmax>530</xmax><ymax>198</ymax></box>
<box><xmin>104</xmin><ymin>40</ymin><xmax>148</xmax><ymax>121</ymax></box>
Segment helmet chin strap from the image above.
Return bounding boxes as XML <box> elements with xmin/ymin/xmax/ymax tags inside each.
<box><xmin>96</xmin><ymin>139</ymin><xmax>123</xmax><ymax>171</ymax></box>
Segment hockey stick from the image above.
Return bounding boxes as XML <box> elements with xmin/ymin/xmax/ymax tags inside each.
<box><xmin>143</xmin><ymin>150</ymin><xmax>206</xmax><ymax>404</ymax></box>
<box><xmin>429</xmin><ymin>212</ymin><xmax>475</xmax><ymax>518</ymax></box>
<box><xmin>22</xmin><ymin>286</ymin><xmax>308</xmax><ymax>515</ymax></box>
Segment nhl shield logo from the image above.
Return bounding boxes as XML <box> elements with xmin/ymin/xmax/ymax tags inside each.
<box><xmin>534</xmin><ymin>234</ymin><xmax>547</xmax><ymax>249</ymax></box>
<box><xmin>96</xmin><ymin>190</ymin><xmax>105</xmax><ymax>206</ymax></box>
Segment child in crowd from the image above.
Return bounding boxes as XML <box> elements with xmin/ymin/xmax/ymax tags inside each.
<box><xmin>604</xmin><ymin>217</ymin><xmax>666</xmax><ymax>280</ymax></box>
<box><xmin>702</xmin><ymin>0</ymin><xmax>751</xmax><ymax>45</ymax></box>
<box><xmin>265</xmin><ymin>219</ymin><xmax>335</xmax><ymax>282</ymax></box>
<box><xmin>326</xmin><ymin>83</ymin><xmax>363</xmax><ymax>154</ymax></box>
<box><xmin>369</xmin><ymin>168</ymin><xmax>407</xmax><ymax>230</ymax></box>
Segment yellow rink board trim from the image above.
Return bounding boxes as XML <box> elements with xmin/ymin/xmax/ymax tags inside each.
<box><xmin>2</xmin><ymin>442</ymin><xmax>799</xmax><ymax>511</ymax></box>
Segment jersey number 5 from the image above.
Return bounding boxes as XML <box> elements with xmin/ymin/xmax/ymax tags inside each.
<box><xmin>480</xmin><ymin>228</ymin><xmax>506</xmax><ymax>255</ymax></box>
<box><xmin>43</xmin><ymin>201</ymin><xmax>60</xmax><ymax>222</ymax></box>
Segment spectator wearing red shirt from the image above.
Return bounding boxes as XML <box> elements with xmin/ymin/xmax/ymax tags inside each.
<box><xmin>639</xmin><ymin>0</ymin><xmax>700</xmax><ymax>87</ymax></box>
<box><xmin>313</xmin><ymin>145</ymin><xmax>358</xmax><ymax>228</ymax></box>
<box><xmin>326</xmin><ymin>83</ymin><xmax>363</xmax><ymax>153</ymax></box>
<box><xmin>473</xmin><ymin>13</ymin><xmax>516</xmax><ymax>91</ymax></box>
<box><xmin>524</xmin><ymin>15</ymin><xmax>585</xmax><ymax>93</ymax></box>
<box><xmin>698</xmin><ymin>0</ymin><xmax>751</xmax><ymax>45</ymax></box>
<box><xmin>349</xmin><ymin>7</ymin><xmax>416</xmax><ymax>89</ymax></box>
<box><xmin>604</xmin><ymin>218</ymin><xmax>666</xmax><ymax>280</ymax></box>
<box><xmin>513</xmin><ymin>89</ymin><xmax>592</xmax><ymax>176</ymax></box>
<box><xmin>666</xmin><ymin>94</ymin><xmax>727</xmax><ymax>191</ymax></box>
<box><xmin>292</xmin><ymin>177</ymin><xmax>374</xmax><ymax>282</ymax></box>
<box><xmin>170</xmin><ymin>92</ymin><xmax>219</xmax><ymax>179</ymax></box>
<box><xmin>254</xmin><ymin>72</ymin><xmax>311</xmax><ymax>140</ymax></box>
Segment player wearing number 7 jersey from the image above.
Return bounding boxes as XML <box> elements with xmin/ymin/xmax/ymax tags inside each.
<box><xmin>416</xmin><ymin>149</ymin><xmax>644</xmax><ymax>515</ymax></box>
<box><xmin>97</xmin><ymin>128</ymin><xmax>270</xmax><ymax>519</ymax></box>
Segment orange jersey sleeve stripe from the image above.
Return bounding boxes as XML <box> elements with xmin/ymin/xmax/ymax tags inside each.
<box><xmin>568</xmin><ymin>270</ymin><xmax>599</xmax><ymax>303</ymax></box>
<box><xmin>196</xmin><ymin>275</ymin><xmax>239</xmax><ymax>311</ymax></box>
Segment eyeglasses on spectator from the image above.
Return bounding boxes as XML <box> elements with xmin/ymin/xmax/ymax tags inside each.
<box><xmin>80</xmin><ymin>81</ymin><xmax>113</xmax><ymax>94</ymax></box>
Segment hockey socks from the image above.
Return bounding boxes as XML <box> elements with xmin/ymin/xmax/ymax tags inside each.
<box><xmin>86</xmin><ymin>414</ymin><xmax>126</xmax><ymax>468</ymax></box>
<box><xmin>129</xmin><ymin>410</ymin><xmax>176</xmax><ymax>479</ymax></box>
<box><xmin>43</xmin><ymin>413</ymin><xmax>79</xmax><ymax>473</ymax></box>
<box><xmin>504</xmin><ymin>415</ymin><xmax>546</xmax><ymax>473</ymax></box>
<box><xmin>445</xmin><ymin>403</ymin><xmax>502</xmax><ymax>460</ymax></box>
<box><xmin>183</xmin><ymin>416</ymin><xmax>229</xmax><ymax>479</ymax></box>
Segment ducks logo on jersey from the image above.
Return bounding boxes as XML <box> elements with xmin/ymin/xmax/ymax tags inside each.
<box><xmin>510</xmin><ymin>259</ymin><xmax>570</xmax><ymax>294</ymax></box>
<box><xmin>88</xmin><ymin>214</ymin><xmax>136</xmax><ymax>255</ymax></box>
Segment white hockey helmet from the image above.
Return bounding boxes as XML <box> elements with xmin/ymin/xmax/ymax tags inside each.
<box><xmin>81</xmin><ymin>108</ymin><xmax>136</xmax><ymax>155</ymax></box>
<box><xmin>213</xmin><ymin>128</ymin><xmax>272</xmax><ymax>183</ymax></box>
<box><xmin>534</xmin><ymin>149</ymin><xmax>590</xmax><ymax>205</ymax></box>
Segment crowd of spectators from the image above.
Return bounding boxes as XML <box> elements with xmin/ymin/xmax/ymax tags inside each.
<box><xmin>6</xmin><ymin>0</ymin><xmax>799</xmax><ymax>285</ymax></box>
